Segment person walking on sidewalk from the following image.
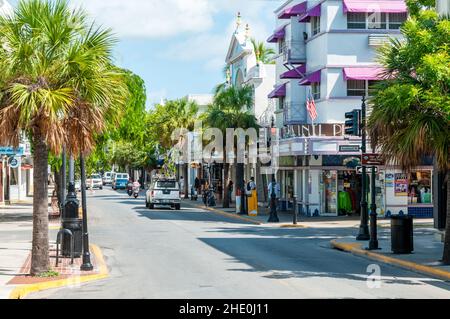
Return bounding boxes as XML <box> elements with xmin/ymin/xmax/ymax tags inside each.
<box><xmin>227</xmin><ymin>179</ymin><xmax>234</xmax><ymax>204</ymax></box>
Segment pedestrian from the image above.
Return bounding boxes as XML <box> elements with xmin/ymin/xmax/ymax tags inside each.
<box><xmin>179</xmin><ymin>176</ymin><xmax>184</xmax><ymax>195</ymax></box>
<box><xmin>227</xmin><ymin>179</ymin><xmax>234</xmax><ymax>204</ymax></box>
<box><xmin>217</xmin><ymin>180</ymin><xmax>223</xmax><ymax>202</ymax></box>
<box><xmin>195</xmin><ymin>177</ymin><xmax>200</xmax><ymax>193</ymax></box>
<box><xmin>268</xmin><ymin>178</ymin><xmax>280</xmax><ymax>207</ymax></box>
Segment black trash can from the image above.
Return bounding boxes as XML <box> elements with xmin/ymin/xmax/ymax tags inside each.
<box><xmin>391</xmin><ymin>215</ymin><xmax>414</xmax><ymax>254</ymax></box>
<box><xmin>61</xmin><ymin>218</ymin><xmax>83</xmax><ymax>258</ymax></box>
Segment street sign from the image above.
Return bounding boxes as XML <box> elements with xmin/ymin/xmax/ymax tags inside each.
<box><xmin>356</xmin><ymin>166</ymin><xmax>378</xmax><ymax>174</ymax></box>
<box><xmin>362</xmin><ymin>153</ymin><xmax>384</xmax><ymax>165</ymax></box>
<box><xmin>8</xmin><ymin>157</ymin><xmax>19</xmax><ymax>169</ymax></box>
<box><xmin>339</xmin><ymin>145</ymin><xmax>360</xmax><ymax>152</ymax></box>
<box><xmin>0</xmin><ymin>146</ymin><xmax>24</xmax><ymax>156</ymax></box>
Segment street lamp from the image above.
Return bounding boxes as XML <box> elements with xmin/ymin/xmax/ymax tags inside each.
<box><xmin>268</xmin><ymin>117</ymin><xmax>279</xmax><ymax>223</ymax></box>
<box><xmin>357</xmin><ymin>96</ymin><xmax>370</xmax><ymax>240</ymax></box>
<box><xmin>79</xmin><ymin>154</ymin><xmax>93</xmax><ymax>271</ymax></box>
<box><xmin>368</xmin><ymin>165</ymin><xmax>379</xmax><ymax>250</ymax></box>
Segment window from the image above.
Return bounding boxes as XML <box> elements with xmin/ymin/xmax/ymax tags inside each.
<box><xmin>389</xmin><ymin>13</ymin><xmax>407</xmax><ymax>29</ymax></box>
<box><xmin>347</xmin><ymin>80</ymin><xmax>380</xmax><ymax>96</ymax></box>
<box><xmin>311</xmin><ymin>16</ymin><xmax>320</xmax><ymax>36</ymax></box>
<box><xmin>367</xmin><ymin>12</ymin><xmax>386</xmax><ymax>29</ymax></box>
<box><xmin>408</xmin><ymin>171</ymin><xmax>432</xmax><ymax>205</ymax></box>
<box><xmin>347</xmin><ymin>13</ymin><xmax>366</xmax><ymax>29</ymax></box>
<box><xmin>347</xmin><ymin>80</ymin><xmax>366</xmax><ymax>96</ymax></box>
<box><xmin>347</xmin><ymin>12</ymin><xmax>407</xmax><ymax>30</ymax></box>
<box><xmin>278</xmin><ymin>38</ymin><xmax>285</xmax><ymax>54</ymax></box>
<box><xmin>311</xmin><ymin>83</ymin><xmax>320</xmax><ymax>100</ymax></box>
<box><xmin>279</xmin><ymin>96</ymin><xmax>285</xmax><ymax>110</ymax></box>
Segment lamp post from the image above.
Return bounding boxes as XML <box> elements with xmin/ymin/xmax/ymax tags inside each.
<box><xmin>60</xmin><ymin>146</ymin><xmax>66</xmax><ymax>218</ymax></box>
<box><xmin>79</xmin><ymin>154</ymin><xmax>93</xmax><ymax>271</ymax></box>
<box><xmin>357</xmin><ymin>96</ymin><xmax>370</xmax><ymax>240</ymax></box>
<box><xmin>268</xmin><ymin>117</ymin><xmax>279</xmax><ymax>222</ymax></box>
<box><xmin>368</xmin><ymin>166</ymin><xmax>379</xmax><ymax>249</ymax></box>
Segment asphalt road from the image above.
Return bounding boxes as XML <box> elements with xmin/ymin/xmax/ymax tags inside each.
<box><xmin>28</xmin><ymin>188</ymin><xmax>450</xmax><ymax>299</ymax></box>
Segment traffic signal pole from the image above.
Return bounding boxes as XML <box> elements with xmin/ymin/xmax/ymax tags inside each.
<box><xmin>357</xmin><ymin>96</ymin><xmax>370</xmax><ymax>241</ymax></box>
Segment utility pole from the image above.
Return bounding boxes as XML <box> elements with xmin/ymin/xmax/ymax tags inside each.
<box><xmin>80</xmin><ymin>154</ymin><xmax>93</xmax><ymax>271</ymax></box>
<box><xmin>356</xmin><ymin>96</ymin><xmax>370</xmax><ymax>240</ymax></box>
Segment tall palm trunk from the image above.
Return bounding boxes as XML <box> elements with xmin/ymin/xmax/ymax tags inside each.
<box><xmin>30</xmin><ymin>134</ymin><xmax>49</xmax><ymax>275</ymax></box>
<box><xmin>442</xmin><ymin>171</ymin><xmax>450</xmax><ymax>264</ymax></box>
<box><xmin>223</xmin><ymin>162</ymin><xmax>230</xmax><ymax>208</ymax></box>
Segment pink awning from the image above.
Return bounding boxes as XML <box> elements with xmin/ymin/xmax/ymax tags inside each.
<box><xmin>268</xmin><ymin>83</ymin><xmax>287</xmax><ymax>98</ymax></box>
<box><xmin>280</xmin><ymin>65</ymin><xmax>306</xmax><ymax>79</ymax></box>
<box><xmin>299</xmin><ymin>70</ymin><xmax>321</xmax><ymax>85</ymax></box>
<box><xmin>267</xmin><ymin>24</ymin><xmax>287</xmax><ymax>43</ymax></box>
<box><xmin>278</xmin><ymin>2</ymin><xmax>307</xmax><ymax>19</ymax></box>
<box><xmin>343</xmin><ymin>67</ymin><xmax>386</xmax><ymax>80</ymax></box>
<box><xmin>343</xmin><ymin>0</ymin><xmax>407</xmax><ymax>13</ymax></box>
<box><xmin>299</xmin><ymin>3</ymin><xmax>321</xmax><ymax>22</ymax></box>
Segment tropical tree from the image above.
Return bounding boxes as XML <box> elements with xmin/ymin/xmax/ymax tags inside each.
<box><xmin>367</xmin><ymin>4</ymin><xmax>450</xmax><ymax>263</ymax></box>
<box><xmin>250</xmin><ymin>38</ymin><xmax>276</xmax><ymax>65</ymax></box>
<box><xmin>203</xmin><ymin>85</ymin><xmax>259</xmax><ymax>209</ymax></box>
<box><xmin>147</xmin><ymin>98</ymin><xmax>198</xmax><ymax>193</ymax></box>
<box><xmin>0</xmin><ymin>0</ymin><xmax>127</xmax><ymax>275</ymax></box>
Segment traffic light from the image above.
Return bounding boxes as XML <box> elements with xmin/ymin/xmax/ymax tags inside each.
<box><xmin>345</xmin><ymin>109</ymin><xmax>361</xmax><ymax>136</ymax></box>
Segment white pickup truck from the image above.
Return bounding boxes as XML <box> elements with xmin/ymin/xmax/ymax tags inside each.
<box><xmin>145</xmin><ymin>179</ymin><xmax>181</xmax><ymax>210</ymax></box>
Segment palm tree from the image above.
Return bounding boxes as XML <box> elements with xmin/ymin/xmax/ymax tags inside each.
<box><xmin>367</xmin><ymin>10</ymin><xmax>450</xmax><ymax>264</ymax></box>
<box><xmin>0</xmin><ymin>0</ymin><xmax>127</xmax><ymax>275</ymax></box>
<box><xmin>203</xmin><ymin>85</ymin><xmax>259</xmax><ymax>209</ymax></box>
<box><xmin>250</xmin><ymin>38</ymin><xmax>276</xmax><ymax>65</ymax></box>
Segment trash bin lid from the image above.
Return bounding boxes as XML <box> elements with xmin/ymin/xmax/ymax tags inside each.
<box><xmin>390</xmin><ymin>215</ymin><xmax>413</xmax><ymax>220</ymax></box>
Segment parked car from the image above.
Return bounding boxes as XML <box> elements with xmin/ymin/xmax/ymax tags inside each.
<box><xmin>112</xmin><ymin>173</ymin><xmax>129</xmax><ymax>190</ymax></box>
<box><xmin>145</xmin><ymin>178</ymin><xmax>181</xmax><ymax>210</ymax></box>
<box><xmin>86</xmin><ymin>174</ymin><xmax>103</xmax><ymax>190</ymax></box>
<box><xmin>75</xmin><ymin>180</ymin><xmax>81</xmax><ymax>192</ymax></box>
<box><xmin>102</xmin><ymin>172</ymin><xmax>113</xmax><ymax>185</ymax></box>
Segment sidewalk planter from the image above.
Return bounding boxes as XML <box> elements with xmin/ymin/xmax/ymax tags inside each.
<box><xmin>391</xmin><ymin>215</ymin><xmax>414</xmax><ymax>254</ymax></box>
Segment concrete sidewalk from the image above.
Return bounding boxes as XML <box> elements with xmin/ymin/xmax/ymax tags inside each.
<box><xmin>182</xmin><ymin>198</ymin><xmax>434</xmax><ymax>229</ymax></box>
<box><xmin>0</xmin><ymin>203</ymin><xmax>34</xmax><ymax>298</ymax></box>
<box><xmin>331</xmin><ymin>227</ymin><xmax>450</xmax><ymax>281</ymax></box>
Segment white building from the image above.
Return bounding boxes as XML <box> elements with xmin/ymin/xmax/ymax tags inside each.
<box><xmin>224</xmin><ymin>15</ymin><xmax>277</xmax><ymax>202</ymax></box>
<box><xmin>267</xmin><ymin>0</ymin><xmax>434</xmax><ymax>218</ymax></box>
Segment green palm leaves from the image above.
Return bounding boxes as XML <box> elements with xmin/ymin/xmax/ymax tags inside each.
<box><xmin>0</xmin><ymin>0</ymin><xmax>127</xmax><ymax>156</ymax></box>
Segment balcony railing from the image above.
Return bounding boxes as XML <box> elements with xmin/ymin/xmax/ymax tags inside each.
<box><xmin>282</xmin><ymin>40</ymin><xmax>306</xmax><ymax>63</ymax></box>
<box><xmin>283</xmin><ymin>101</ymin><xmax>307</xmax><ymax>125</ymax></box>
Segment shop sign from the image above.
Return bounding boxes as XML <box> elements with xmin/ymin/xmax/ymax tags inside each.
<box><xmin>356</xmin><ymin>166</ymin><xmax>378</xmax><ymax>174</ymax></box>
<box><xmin>362</xmin><ymin>153</ymin><xmax>384</xmax><ymax>165</ymax></box>
<box><xmin>0</xmin><ymin>146</ymin><xmax>24</xmax><ymax>156</ymax></box>
<box><xmin>394</xmin><ymin>173</ymin><xmax>408</xmax><ymax>196</ymax></box>
<box><xmin>339</xmin><ymin>145</ymin><xmax>360</xmax><ymax>152</ymax></box>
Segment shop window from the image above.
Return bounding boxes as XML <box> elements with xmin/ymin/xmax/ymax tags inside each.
<box><xmin>311</xmin><ymin>16</ymin><xmax>320</xmax><ymax>36</ymax></box>
<box><xmin>408</xmin><ymin>170</ymin><xmax>432</xmax><ymax>205</ymax></box>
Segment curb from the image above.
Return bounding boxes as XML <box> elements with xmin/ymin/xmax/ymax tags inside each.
<box><xmin>190</xmin><ymin>203</ymin><xmax>262</xmax><ymax>225</ymax></box>
<box><xmin>8</xmin><ymin>244</ymin><xmax>109</xmax><ymax>299</ymax></box>
<box><xmin>330</xmin><ymin>240</ymin><xmax>450</xmax><ymax>281</ymax></box>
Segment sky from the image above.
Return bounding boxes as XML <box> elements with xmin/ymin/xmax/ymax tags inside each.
<box><xmin>7</xmin><ymin>0</ymin><xmax>284</xmax><ymax>109</ymax></box>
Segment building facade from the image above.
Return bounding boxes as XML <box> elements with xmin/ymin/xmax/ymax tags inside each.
<box><xmin>267</xmin><ymin>0</ymin><xmax>434</xmax><ymax>217</ymax></box>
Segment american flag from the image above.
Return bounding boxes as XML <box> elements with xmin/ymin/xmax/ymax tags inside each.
<box><xmin>306</xmin><ymin>91</ymin><xmax>318</xmax><ymax>121</ymax></box>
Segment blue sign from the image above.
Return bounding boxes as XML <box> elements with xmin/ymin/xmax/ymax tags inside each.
<box><xmin>0</xmin><ymin>146</ymin><xmax>24</xmax><ymax>156</ymax></box>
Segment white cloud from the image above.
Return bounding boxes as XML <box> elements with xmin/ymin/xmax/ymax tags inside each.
<box><xmin>70</xmin><ymin>0</ymin><xmax>217</xmax><ymax>38</ymax></box>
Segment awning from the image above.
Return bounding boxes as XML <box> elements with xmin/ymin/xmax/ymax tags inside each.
<box><xmin>299</xmin><ymin>70</ymin><xmax>321</xmax><ymax>85</ymax></box>
<box><xmin>268</xmin><ymin>83</ymin><xmax>287</xmax><ymax>98</ymax></box>
<box><xmin>267</xmin><ymin>24</ymin><xmax>287</xmax><ymax>43</ymax></box>
<box><xmin>299</xmin><ymin>3</ymin><xmax>321</xmax><ymax>22</ymax></box>
<box><xmin>343</xmin><ymin>0</ymin><xmax>407</xmax><ymax>13</ymax></box>
<box><xmin>343</xmin><ymin>67</ymin><xmax>385</xmax><ymax>80</ymax></box>
<box><xmin>278</xmin><ymin>2</ymin><xmax>307</xmax><ymax>19</ymax></box>
<box><xmin>280</xmin><ymin>65</ymin><xmax>306</xmax><ymax>79</ymax></box>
